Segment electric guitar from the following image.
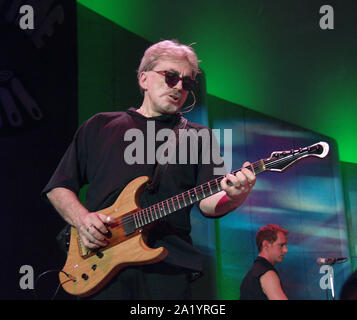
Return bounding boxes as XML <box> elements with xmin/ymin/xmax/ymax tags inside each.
<box><xmin>59</xmin><ymin>141</ymin><xmax>329</xmax><ymax>297</ymax></box>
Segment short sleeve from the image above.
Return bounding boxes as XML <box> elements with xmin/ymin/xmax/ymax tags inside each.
<box><xmin>252</xmin><ymin>261</ymin><xmax>277</xmax><ymax>280</ymax></box>
<box><xmin>41</xmin><ymin>119</ymin><xmax>91</xmax><ymax>199</ymax></box>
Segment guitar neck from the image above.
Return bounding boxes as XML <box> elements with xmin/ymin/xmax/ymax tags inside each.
<box><xmin>120</xmin><ymin>142</ymin><xmax>327</xmax><ymax>236</ymax></box>
<box><xmin>122</xmin><ymin>141</ymin><xmax>327</xmax><ymax>235</ymax></box>
<box><xmin>131</xmin><ymin>159</ymin><xmax>269</xmax><ymax>230</ymax></box>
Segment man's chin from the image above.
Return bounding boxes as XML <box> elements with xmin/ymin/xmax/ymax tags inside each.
<box><xmin>161</xmin><ymin>104</ymin><xmax>182</xmax><ymax>114</ymax></box>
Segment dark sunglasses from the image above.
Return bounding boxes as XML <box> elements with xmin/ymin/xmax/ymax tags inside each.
<box><xmin>153</xmin><ymin>70</ymin><xmax>196</xmax><ymax>91</ymax></box>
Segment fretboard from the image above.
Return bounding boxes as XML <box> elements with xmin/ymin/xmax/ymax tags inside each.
<box><xmin>119</xmin><ymin>144</ymin><xmax>321</xmax><ymax>235</ymax></box>
<box><xmin>130</xmin><ymin>159</ymin><xmax>268</xmax><ymax>230</ymax></box>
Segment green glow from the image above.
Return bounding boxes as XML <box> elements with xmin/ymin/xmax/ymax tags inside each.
<box><xmin>76</xmin><ymin>1</ymin><xmax>357</xmax><ymax>300</ymax></box>
<box><xmin>77</xmin><ymin>0</ymin><xmax>357</xmax><ymax>164</ymax></box>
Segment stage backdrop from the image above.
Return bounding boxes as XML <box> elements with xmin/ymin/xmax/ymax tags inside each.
<box><xmin>341</xmin><ymin>162</ymin><xmax>357</xmax><ymax>271</ymax></box>
<box><xmin>76</xmin><ymin>4</ymin><xmax>351</xmax><ymax>300</ymax></box>
<box><xmin>204</xmin><ymin>97</ymin><xmax>350</xmax><ymax>299</ymax></box>
<box><xmin>1</xmin><ymin>1</ymin><xmax>353</xmax><ymax>300</ymax></box>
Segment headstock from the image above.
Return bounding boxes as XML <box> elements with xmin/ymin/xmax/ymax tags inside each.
<box><xmin>264</xmin><ymin>141</ymin><xmax>329</xmax><ymax>172</ymax></box>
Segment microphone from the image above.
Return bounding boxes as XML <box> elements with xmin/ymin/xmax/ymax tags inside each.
<box><xmin>317</xmin><ymin>257</ymin><xmax>348</xmax><ymax>265</ymax></box>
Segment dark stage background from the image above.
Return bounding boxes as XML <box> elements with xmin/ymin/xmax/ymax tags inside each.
<box><xmin>0</xmin><ymin>0</ymin><xmax>356</xmax><ymax>300</ymax></box>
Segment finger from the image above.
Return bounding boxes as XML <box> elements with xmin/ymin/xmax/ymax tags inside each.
<box><xmin>242</xmin><ymin>161</ymin><xmax>251</xmax><ymax>168</ymax></box>
<box><xmin>242</xmin><ymin>162</ymin><xmax>255</xmax><ymax>176</ymax></box>
<box><xmin>87</xmin><ymin>234</ymin><xmax>107</xmax><ymax>247</ymax></box>
<box><xmin>225</xmin><ymin>173</ymin><xmax>239</xmax><ymax>187</ymax></box>
<box><xmin>82</xmin><ymin>236</ymin><xmax>100</xmax><ymax>249</ymax></box>
<box><xmin>98</xmin><ymin>214</ymin><xmax>117</xmax><ymax>228</ymax></box>
<box><xmin>241</xmin><ymin>167</ymin><xmax>256</xmax><ymax>186</ymax></box>
<box><xmin>234</xmin><ymin>171</ymin><xmax>250</xmax><ymax>188</ymax></box>
<box><xmin>78</xmin><ymin>227</ymin><xmax>103</xmax><ymax>249</ymax></box>
<box><xmin>221</xmin><ymin>176</ymin><xmax>242</xmax><ymax>198</ymax></box>
<box><xmin>220</xmin><ymin>176</ymin><xmax>233</xmax><ymax>190</ymax></box>
<box><xmin>85</xmin><ymin>223</ymin><xmax>108</xmax><ymax>246</ymax></box>
<box><xmin>90</xmin><ymin>215</ymin><xmax>109</xmax><ymax>236</ymax></box>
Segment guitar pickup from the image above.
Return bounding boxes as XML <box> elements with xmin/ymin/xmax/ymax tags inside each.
<box><xmin>122</xmin><ymin>216</ymin><xmax>136</xmax><ymax>236</ymax></box>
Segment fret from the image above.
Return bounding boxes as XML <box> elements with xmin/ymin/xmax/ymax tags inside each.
<box><xmin>131</xmin><ymin>213</ymin><xmax>135</xmax><ymax>228</ymax></box>
<box><xmin>201</xmin><ymin>184</ymin><xmax>206</xmax><ymax>198</ymax></box>
<box><xmin>182</xmin><ymin>193</ymin><xmax>187</xmax><ymax>207</ymax></box>
<box><xmin>167</xmin><ymin>201</ymin><xmax>171</xmax><ymax>214</ymax></box>
<box><xmin>146</xmin><ymin>209</ymin><xmax>151</xmax><ymax>223</ymax></box>
<box><xmin>155</xmin><ymin>204</ymin><xmax>162</xmax><ymax>218</ymax></box>
<box><xmin>140</xmin><ymin>210</ymin><xmax>145</xmax><ymax>225</ymax></box>
<box><xmin>150</xmin><ymin>206</ymin><xmax>158</xmax><ymax>220</ymax></box>
<box><xmin>168</xmin><ymin>200</ymin><xmax>173</xmax><ymax>213</ymax></box>
<box><xmin>153</xmin><ymin>204</ymin><xmax>160</xmax><ymax>219</ymax></box>
<box><xmin>193</xmin><ymin>189</ymin><xmax>197</xmax><ymax>202</ymax></box>
<box><xmin>190</xmin><ymin>191</ymin><xmax>195</xmax><ymax>203</ymax></box>
<box><xmin>188</xmin><ymin>190</ymin><xmax>193</xmax><ymax>204</ymax></box>
<box><xmin>194</xmin><ymin>188</ymin><xmax>198</xmax><ymax>201</ymax></box>
<box><xmin>163</xmin><ymin>202</ymin><xmax>168</xmax><ymax>215</ymax></box>
<box><xmin>148</xmin><ymin>207</ymin><xmax>154</xmax><ymax>221</ymax></box>
<box><xmin>164</xmin><ymin>200</ymin><xmax>171</xmax><ymax>214</ymax></box>
<box><xmin>142</xmin><ymin>210</ymin><xmax>147</xmax><ymax>225</ymax></box>
<box><xmin>158</xmin><ymin>203</ymin><xmax>166</xmax><ymax>217</ymax></box>
<box><xmin>133</xmin><ymin>212</ymin><xmax>137</xmax><ymax>228</ymax></box>
<box><xmin>139</xmin><ymin>210</ymin><xmax>144</xmax><ymax>226</ymax></box>
<box><xmin>171</xmin><ymin>197</ymin><xmax>176</xmax><ymax>211</ymax></box>
<box><xmin>208</xmin><ymin>181</ymin><xmax>213</xmax><ymax>195</ymax></box>
<box><xmin>176</xmin><ymin>195</ymin><xmax>181</xmax><ymax>209</ymax></box>
<box><xmin>139</xmin><ymin>210</ymin><xmax>144</xmax><ymax>225</ymax></box>
<box><xmin>216</xmin><ymin>178</ymin><xmax>221</xmax><ymax>191</ymax></box>
<box><xmin>155</xmin><ymin>204</ymin><xmax>161</xmax><ymax>218</ymax></box>
<box><xmin>172</xmin><ymin>196</ymin><xmax>177</xmax><ymax>210</ymax></box>
<box><xmin>136</xmin><ymin>212</ymin><xmax>141</xmax><ymax>227</ymax></box>
<box><xmin>198</xmin><ymin>185</ymin><xmax>205</xmax><ymax>200</ymax></box>
<box><xmin>145</xmin><ymin>208</ymin><xmax>151</xmax><ymax>223</ymax></box>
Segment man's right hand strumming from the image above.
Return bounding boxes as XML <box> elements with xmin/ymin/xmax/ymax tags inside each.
<box><xmin>46</xmin><ymin>187</ymin><xmax>116</xmax><ymax>249</ymax></box>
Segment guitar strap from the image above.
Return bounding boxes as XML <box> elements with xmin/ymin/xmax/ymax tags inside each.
<box><xmin>146</xmin><ymin>115</ymin><xmax>188</xmax><ymax>193</ymax></box>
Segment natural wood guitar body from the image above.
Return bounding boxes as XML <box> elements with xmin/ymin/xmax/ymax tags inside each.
<box><xmin>59</xmin><ymin>176</ymin><xmax>168</xmax><ymax>297</ymax></box>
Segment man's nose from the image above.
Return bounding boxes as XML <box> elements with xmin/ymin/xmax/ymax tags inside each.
<box><xmin>173</xmin><ymin>79</ymin><xmax>183</xmax><ymax>90</ymax></box>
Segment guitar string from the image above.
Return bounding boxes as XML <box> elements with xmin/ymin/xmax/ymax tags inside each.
<box><xmin>117</xmin><ymin>151</ymin><xmax>310</xmax><ymax>230</ymax></box>
<box><xmin>109</xmin><ymin>152</ymin><xmax>308</xmax><ymax>231</ymax></box>
<box><xmin>119</xmin><ymin>161</ymin><xmax>261</xmax><ymax>228</ymax></box>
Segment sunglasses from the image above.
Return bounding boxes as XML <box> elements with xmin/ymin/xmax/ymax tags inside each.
<box><xmin>153</xmin><ymin>70</ymin><xmax>196</xmax><ymax>91</ymax></box>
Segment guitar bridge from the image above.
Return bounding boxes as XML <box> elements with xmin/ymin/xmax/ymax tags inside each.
<box><xmin>77</xmin><ymin>236</ymin><xmax>92</xmax><ymax>258</ymax></box>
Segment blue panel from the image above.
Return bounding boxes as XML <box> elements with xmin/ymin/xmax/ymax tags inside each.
<box><xmin>211</xmin><ymin>104</ymin><xmax>351</xmax><ymax>300</ymax></box>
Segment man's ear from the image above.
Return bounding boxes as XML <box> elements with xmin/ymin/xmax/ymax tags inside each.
<box><xmin>139</xmin><ymin>71</ymin><xmax>148</xmax><ymax>91</ymax></box>
<box><xmin>262</xmin><ymin>239</ymin><xmax>269</xmax><ymax>250</ymax></box>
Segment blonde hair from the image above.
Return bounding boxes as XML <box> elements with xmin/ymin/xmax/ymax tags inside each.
<box><xmin>137</xmin><ymin>40</ymin><xmax>200</xmax><ymax>93</ymax></box>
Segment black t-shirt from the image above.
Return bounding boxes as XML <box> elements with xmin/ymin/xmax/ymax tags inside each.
<box><xmin>240</xmin><ymin>256</ymin><xmax>281</xmax><ymax>300</ymax></box>
<box><xmin>42</xmin><ymin>107</ymin><xmax>224</xmax><ymax>271</ymax></box>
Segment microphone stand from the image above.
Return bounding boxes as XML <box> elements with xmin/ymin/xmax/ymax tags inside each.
<box><xmin>328</xmin><ymin>265</ymin><xmax>335</xmax><ymax>300</ymax></box>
